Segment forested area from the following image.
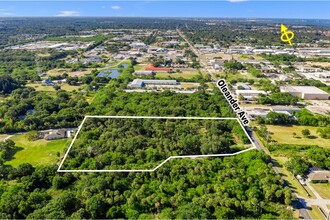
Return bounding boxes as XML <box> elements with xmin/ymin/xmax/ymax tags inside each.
<box><xmin>268</xmin><ymin>144</ymin><xmax>330</xmax><ymax>176</ymax></box>
<box><xmin>0</xmin><ymin>78</ymin><xmax>295</xmax><ymax>219</ymax></box>
<box><xmin>257</xmin><ymin>92</ymin><xmax>298</xmax><ymax>105</ymax></box>
<box><xmin>62</xmin><ymin>118</ymin><xmax>249</xmax><ymax>170</ymax></box>
<box><xmin>0</xmin><ymin>87</ymin><xmax>88</xmax><ymax>133</ymax></box>
<box><xmin>89</xmin><ymin>83</ymin><xmax>233</xmax><ymax>117</ymax></box>
<box><xmin>1</xmin><ymin>17</ymin><xmax>320</xmax><ymax>219</ymax></box>
<box><xmin>0</xmin><ymin>148</ymin><xmax>293</xmax><ymax>219</ymax></box>
<box><xmin>257</xmin><ymin>108</ymin><xmax>330</xmax><ymax>127</ymax></box>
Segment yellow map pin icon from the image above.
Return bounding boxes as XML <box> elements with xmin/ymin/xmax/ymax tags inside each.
<box><xmin>280</xmin><ymin>24</ymin><xmax>294</xmax><ymax>46</ymax></box>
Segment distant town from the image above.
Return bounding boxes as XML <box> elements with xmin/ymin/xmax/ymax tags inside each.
<box><xmin>0</xmin><ymin>17</ymin><xmax>329</xmax><ymax>219</ymax></box>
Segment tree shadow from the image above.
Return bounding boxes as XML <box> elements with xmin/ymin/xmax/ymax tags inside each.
<box><xmin>7</xmin><ymin>146</ymin><xmax>24</xmax><ymax>161</ymax></box>
<box><xmin>306</xmin><ymin>135</ymin><xmax>317</xmax><ymax>139</ymax></box>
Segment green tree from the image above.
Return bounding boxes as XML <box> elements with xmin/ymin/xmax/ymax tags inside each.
<box><xmin>301</xmin><ymin>129</ymin><xmax>310</xmax><ymax>138</ymax></box>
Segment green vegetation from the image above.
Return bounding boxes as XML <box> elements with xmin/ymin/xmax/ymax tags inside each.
<box><xmin>224</xmin><ymin>60</ymin><xmax>245</xmax><ymax>71</ymax></box>
<box><xmin>258</xmin><ymin>92</ymin><xmax>298</xmax><ymax>105</ymax></box>
<box><xmin>62</xmin><ymin>118</ymin><xmax>249</xmax><ymax>170</ymax></box>
<box><xmin>309</xmin><ymin>206</ymin><xmax>326</xmax><ymax>220</ymax></box>
<box><xmin>257</xmin><ymin>109</ymin><xmax>330</xmax><ymax>127</ymax></box>
<box><xmin>266</xmin><ymin>143</ymin><xmax>330</xmax><ymax>175</ymax></box>
<box><xmin>45</xmin><ymin>35</ymin><xmax>108</xmax><ymax>42</ymax></box>
<box><xmin>310</xmin><ymin>183</ymin><xmax>330</xmax><ymax>199</ymax></box>
<box><xmin>0</xmin><ymin>149</ymin><xmax>293</xmax><ymax>219</ymax></box>
<box><xmin>260</xmin><ymin>54</ymin><xmax>304</xmax><ymax>64</ymax></box>
<box><xmin>265</xmin><ymin>125</ymin><xmax>330</xmax><ymax>148</ymax></box>
<box><xmin>317</xmin><ymin>126</ymin><xmax>330</xmax><ymax>139</ymax></box>
<box><xmin>0</xmin><ymin>87</ymin><xmax>88</xmax><ymax>133</ymax></box>
<box><xmin>6</xmin><ymin>134</ymin><xmax>69</xmax><ymax>167</ymax></box>
<box><xmin>0</xmin><ymin>75</ymin><xmax>20</xmax><ymax>95</ymax></box>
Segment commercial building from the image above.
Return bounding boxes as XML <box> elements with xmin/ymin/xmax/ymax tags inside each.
<box><xmin>128</xmin><ymin>79</ymin><xmax>179</xmax><ymax>88</ymax></box>
<box><xmin>308</xmin><ymin>170</ymin><xmax>330</xmax><ymax>183</ymax></box>
<box><xmin>280</xmin><ymin>85</ymin><xmax>329</xmax><ymax>100</ymax></box>
<box><xmin>236</xmin><ymin>90</ymin><xmax>267</xmax><ymax>101</ymax></box>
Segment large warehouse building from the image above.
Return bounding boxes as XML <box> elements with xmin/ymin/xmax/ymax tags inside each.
<box><xmin>128</xmin><ymin>79</ymin><xmax>179</xmax><ymax>88</ymax></box>
<box><xmin>280</xmin><ymin>85</ymin><xmax>329</xmax><ymax>100</ymax></box>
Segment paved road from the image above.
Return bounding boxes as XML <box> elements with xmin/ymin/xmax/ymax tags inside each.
<box><xmin>305</xmin><ymin>182</ymin><xmax>330</xmax><ymax>215</ymax></box>
<box><xmin>176</xmin><ymin>28</ymin><xmax>216</xmax><ymax>81</ymax></box>
<box><xmin>177</xmin><ymin>28</ymin><xmax>315</xmax><ymax>219</ymax></box>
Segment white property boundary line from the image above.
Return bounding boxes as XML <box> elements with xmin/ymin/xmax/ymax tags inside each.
<box><xmin>57</xmin><ymin>116</ymin><xmax>257</xmax><ymax>173</ymax></box>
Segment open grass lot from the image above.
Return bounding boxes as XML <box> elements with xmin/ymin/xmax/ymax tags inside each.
<box><xmin>223</xmin><ymin>70</ymin><xmax>259</xmax><ymax>81</ymax></box>
<box><xmin>267</xmin><ymin>125</ymin><xmax>329</xmax><ymax>148</ymax></box>
<box><xmin>274</xmin><ymin>156</ymin><xmax>316</xmax><ymax>199</ymax></box>
<box><xmin>309</xmin><ymin>205</ymin><xmax>326</xmax><ymax>220</ymax></box>
<box><xmin>134</xmin><ymin>64</ymin><xmax>147</xmax><ymax>71</ymax></box>
<box><xmin>47</xmin><ymin>68</ymin><xmax>92</xmax><ymax>77</ymax></box>
<box><xmin>157</xmin><ymin>71</ymin><xmax>206</xmax><ymax>79</ymax></box>
<box><xmin>60</xmin><ymin>84</ymin><xmax>83</xmax><ymax>92</ymax></box>
<box><xmin>26</xmin><ymin>83</ymin><xmax>56</xmax><ymax>92</ymax></box>
<box><xmin>180</xmin><ymin>82</ymin><xmax>200</xmax><ymax>89</ymax></box>
<box><xmin>26</xmin><ymin>83</ymin><xmax>82</xmax><ymax>92</ymax></box>
<box><xmin>311</xmin><ymin>183</ymin><xmax>330</xmax><ymax>199</ymax></box>
<box><xmin>6</xmin><ymin>134</ymin><xmax>70</xmax><ymax>167</ymax></box>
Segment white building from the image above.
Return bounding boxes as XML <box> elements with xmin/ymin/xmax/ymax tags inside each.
<box><xmin>236</xmin><ymin>90</ymin><xmax>267</xmax><ymax>101</ymax></box>
<box><xmin>280</xmin><ymin>85</ymin><xmax>329</xmax><ymax>100</ymax></box>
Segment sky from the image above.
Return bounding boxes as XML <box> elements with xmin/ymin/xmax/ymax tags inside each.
<box><xmin>0</xmin><ymin>1</ymin><xmax>330</xmax><ymax>19</ymax></box>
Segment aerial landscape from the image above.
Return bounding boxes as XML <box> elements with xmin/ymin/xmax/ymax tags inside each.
<box><xmin>0</xmin><ymin>1</ymin><xmax>329</xmax><ymax>219</ymax></box>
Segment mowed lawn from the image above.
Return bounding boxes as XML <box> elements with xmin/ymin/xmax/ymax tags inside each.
<box><xmin>47</xmin><ymin>68</ymin><xmax>92</xmax><ymax>77</ymax></box>
<box><xmin>157</xmin><ymin>71</ymin><xmax>204</xmax><ymax>79</ymax></box>
<box><xmin>26</xmin><ymin>83</ymin><xmax>82</xmax><ymax>92</ymax></box>
<box><xmin>267</xmin><ymin>125</ymin><xmax>329</xmax><ymax>148</ymax></box>
<box><xmin>309</xmin><ymin>205</ymin><xmax>326</xmax><ymax>220</ymax></box>
<box><xmin>311</xmin><ymin>183</ymin><xmax>330</xmax><ymax>199</ymax></box>
<box><xmin>6</xmin><ymin>134</ymin><xmax>70</xmax><ymax>167</ymax></box>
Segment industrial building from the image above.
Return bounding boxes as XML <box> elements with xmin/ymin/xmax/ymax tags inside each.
<box><xmin>128</xmin><ymin>79</ymin><xmax>179</xmax><ymax>88</ymax></box>
<box><xmin>236</xmin><ymin>90</ymin><xmax>267</xmax><ymax>101</ymax></box>
<box><xmin>280</xmin><ymin>85</ymin><xmax>329</xmax><ymax>100</ymax></box>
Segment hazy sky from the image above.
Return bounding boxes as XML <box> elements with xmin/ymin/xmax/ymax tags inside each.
<box><xmin>0</xmin><ymin>1</ymin><xmax>329</xmax><ymax>19</ymax></box>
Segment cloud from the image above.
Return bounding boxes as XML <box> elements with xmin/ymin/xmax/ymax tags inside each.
<box><xmin>111</xmin><ymin>6</ymin><xmax>121</xmax><ymax>10</ymax></box>
<box><xmin>227</xmin><ymin>0</ymin><xmax>248</xmax><ymax>2</ymax></box>
<box><xmin>1</xmin><ymin>12</ymin><xmax>13</xmax><ymax>16</ymax></box>
<box><xmin>0</xmin><ymin>8</ymin><xmax>14</xmax><ymax>16</ymax></box>
<box><xmin>57</xmin><ymin>10</ymin><xmax>80</xmax><ymax>17</ymax></box>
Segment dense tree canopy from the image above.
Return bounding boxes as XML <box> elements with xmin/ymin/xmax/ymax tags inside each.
<box><xmin>62</xmin><ymin>118</ymin><xmax>249</xmax><ymax>170</ymax></box>
<box><xmin>0</xmin><ymin>75</ymin><xmax>20</xmax><ymax>95</ymax></box>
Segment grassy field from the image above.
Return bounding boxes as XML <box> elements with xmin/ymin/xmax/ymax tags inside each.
<box><xmin>309</xmin><ymin>205</ymin><xmax>326</xmax><ymax>220</ymax></box>
<box><xmin>47</xmin><ymin>68</ymin><xmax>92</xmax><ymax>77</ymax></box>
<box><xmin>157</xmin><ymin>71</ymin><xmax>205</xmax><ymax>79</ymax></box>
<box><xmin>26</xmin><ymin>83</ymin><xmax>56</xmax><ymax>92</ymax></box>
<box><xmin>60</xmin><ymin>84</ymin><xmax>83</xmax><ymax>92</ymax></box>
<box><xmin>267</xmin><ymin>125</ymin><xmax>329</xmax><ymax>148</ymax></box>
<box><xmin>180</xmin><ymin>83</ymin><xmax>200</xmax><ymax>89</ymax></box>
<box><xmin>6</xmin><ymin>134</ymin><xmax>70</xmax><ymax>167</ymax></box>
<box><xmin>26</xmin><ymin>83</ymin><xmax>82</xmax><ymax>92</ymax></box>
<box><xmin>273</xmin><ymin>156</ymin><xmax>316</xmax><ymax>199</ymax></box>
<box><xmin>311</xmin><ymin>183</ymin><xmax>330</xmax><ymax>199</ymax></box>
<box><xmin>134</xmin><ymin>64</ymin><xmax>147</xmax><ymax>71</ymax></box>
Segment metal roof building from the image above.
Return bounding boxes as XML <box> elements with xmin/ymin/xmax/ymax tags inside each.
<box><xmin>280</xmin><ymin>85</ymin><xmax>329</xmax><ymax>100</ymax></box>
<box><xmin>128</xmin><ymin>79</ymin><xmax>178</xmax><ymax>88</ymax></box>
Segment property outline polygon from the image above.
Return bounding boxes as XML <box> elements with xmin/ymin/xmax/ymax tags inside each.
<box><xmin>57</xmin><ymin>116</ymin><xmax>257</xmax><ymax>172</ymax></box>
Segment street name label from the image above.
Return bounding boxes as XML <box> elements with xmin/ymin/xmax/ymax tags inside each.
<box><xmin>217</xmin><ymin>79</ymin><xmax>250</xmax><ymax>125</ymax></box>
